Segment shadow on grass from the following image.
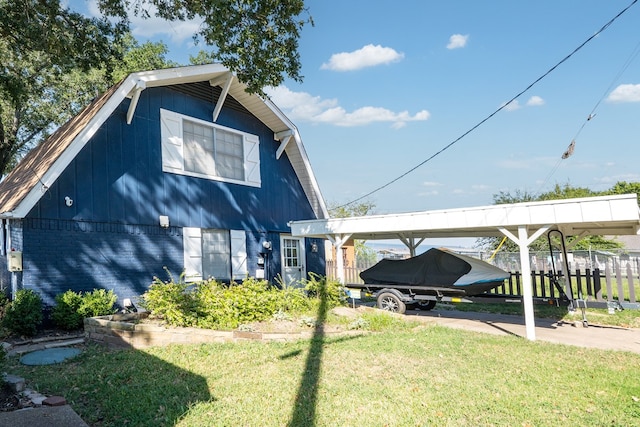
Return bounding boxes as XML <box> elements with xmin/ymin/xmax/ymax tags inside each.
<box><xmin>9</xmin><ymin>345</ymin><xmax>212</xmax><ymax>426</ymax></box>
<box><xmin>286</xmin><ymin>282</ymin><xmax>364</xmax><ymax>427</ymax></box>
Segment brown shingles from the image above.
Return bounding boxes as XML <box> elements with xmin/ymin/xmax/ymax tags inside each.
<box><xmin>0</xmin><ymin>81</ymin><xmax>125</xmax><ymax>215</ymax></box>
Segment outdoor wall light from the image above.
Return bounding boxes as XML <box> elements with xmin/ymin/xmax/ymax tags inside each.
<box><xmin>159</xmin><ymin>215</ymin><xmax>170</xmax><ymax>228</ymax></box>
<box><xmin>64</xmin><ymin>196</ymin><xmax>73</xmax><ymax>207</ymax></box>
<box><xmin>262</xmin><ymin>240</ymin><xmax>272</xmax><ymax>250</ymax></box>
<box><xmin>311</xmin><ymin>242</ymin><xmax>318</xmax><ymax>253</ymax></box>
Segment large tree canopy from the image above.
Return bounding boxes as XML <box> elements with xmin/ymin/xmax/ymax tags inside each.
<box><xmin>0</xmin><ymin>0</ymin><xmax>309</xmax><ymax>176</ymax></box>
<box><xmin>95</xmin><ymin>0</ymin><xmax>310</xmax><ymax>93</ymax></box>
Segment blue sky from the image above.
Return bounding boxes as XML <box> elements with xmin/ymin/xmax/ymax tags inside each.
<box><xmin>81</xmin><ymin>0</ymin><xmax>640</xmax><ymax>216</ymax></box>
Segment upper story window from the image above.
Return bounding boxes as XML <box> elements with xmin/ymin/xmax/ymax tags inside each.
<box><xmin>160</xmin><ymin>109</ymin><xmax>261</xmax><ymax>187</ymax></box>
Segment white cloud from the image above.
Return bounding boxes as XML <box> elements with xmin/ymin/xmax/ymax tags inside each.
<box><xmin>502</xmin><ymin>100</ymin><xmax>521</xmax><ymax>111</ymax></box>
<box><xmin>422</xmin><ymin>181</ymin><xmax>443</xmax><ymax>187</ymax></box>
<box><xmin>526</xmin><ymin>96</ymin><xmax>545</xmax><ymax>106</ymax></box>
<box><xmin>321</xmin><ymin>44</ymin><xmax>404</xmax><ymax>71</ymax></box>
<box><xmin>607</xmin><ymin>84</ymin><xmax>640</xmax><ymax>103</ymax></box>
<box><xmin>501</xmin><ymin>95</ymin><xmax>544</xmax><ymax>111</ymax></box>
<box><xmin>447</xmin><ymin>34</ymin><xmax>469</xmax><ymax>49</ymax></box>
<box><xmin>266</xmin><ymin>86</ymin><xmax>429</xmax><ymax>128</ymax></box>
<box><xmin>88</xmin><ymin>0</ymin><xmax>200</xmax><ymax>44</ymax></box>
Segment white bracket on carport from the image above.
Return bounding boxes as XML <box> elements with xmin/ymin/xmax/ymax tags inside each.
<box><xmin>398</xmin><ymin>234</ymin><xmax>426</xmax><ymax>257</ymax></box>
<box><xmin>499</xmin><ymin>225</ymin><xmax>552</xmax><ymax>341</ymax></box>
<box><xmin>326</xmin><ymin>234</ymin><xmax>352</xmax><ymax>284</ymax></box>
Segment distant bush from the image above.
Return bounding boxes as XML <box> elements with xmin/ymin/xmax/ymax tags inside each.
<box><xmin>3</xmin><ymin>289</ymin><xmax>43</xmax><ymax>337</ymax></box>
<box><xmin>52</xmin><ymin>289</ymin><xmax>118</xmax><ymax>330</ymax></box>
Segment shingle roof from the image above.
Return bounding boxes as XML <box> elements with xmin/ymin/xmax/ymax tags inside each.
<box><xmin>0</xmin><ymin>81</ymin><xmax>124</xmax><ymax>215</ymax></box>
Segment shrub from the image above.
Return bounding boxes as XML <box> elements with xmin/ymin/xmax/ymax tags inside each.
<box><xmin>78</xmin><ymin>289</ymin><xmax>117</xmax><ymax>318</ymax></box>
<box><xmin>140</xmin><ymin>277</ymin><xmax>196</xmax><ymax>326</ymax></box>
<box><xmin>141</xmin><ymin>276</ymin><xmax>315</xmax><ymax>330</ymax></box>
<box><xmin>304</xmin><ymin>273</ymin><xmax>347</xmax><ymax>309</ymax></box>
<box><xmin>52</xmin><ymin>290</ymin><xmax>84</xmax><ymax>330</ymax></box>
<box><xmin>3</xmin><ymin>289</ymin><xmax>43</xmax><ymax>337</ymax></box>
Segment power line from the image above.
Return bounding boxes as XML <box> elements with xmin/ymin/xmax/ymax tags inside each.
<box><xmin>537</xmin><ymin>35</ymin><xmax>640</xmax><ymax>193</ymax></box>
<box><xmin>338</xmin><ymin>0</ymin><xmax>638</xmax><ymax>209</ymax></box>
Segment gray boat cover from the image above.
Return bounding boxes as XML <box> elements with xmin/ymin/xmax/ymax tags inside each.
<box><xmin>359</xmin><ymin>248</ymin><xmax>509</xmax><ymax>294</ymax></box>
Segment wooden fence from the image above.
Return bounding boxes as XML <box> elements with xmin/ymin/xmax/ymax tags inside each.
<box><xmin>326</xmin><ymin>260</ymin><xmax>640</xmax><ymax>307</ymax></box>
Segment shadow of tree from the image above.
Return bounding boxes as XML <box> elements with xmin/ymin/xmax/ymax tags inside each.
<box><xmin>10</xmin><ymin>345</ymin><xmax>212</xmax><ymax>426</ymax></box>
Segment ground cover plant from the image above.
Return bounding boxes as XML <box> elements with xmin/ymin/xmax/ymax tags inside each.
<box><xmin>7</xmin><ymin>313</ymin><xmax>640</xmax><ymax>426</ymax></box>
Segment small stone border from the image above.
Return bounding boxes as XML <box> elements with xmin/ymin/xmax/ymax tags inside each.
<box><xmin>85</xmin><ymin>310</ymin><xmax>366</xmax><ymax>349</ymax></box>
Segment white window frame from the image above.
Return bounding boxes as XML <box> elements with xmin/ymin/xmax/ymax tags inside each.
<box><xmin>161</xmin><ymin>109</ymin><xmax>261</xmax><ymax>187</ymax></box>
<box><xmin>183</xmin><ymin>228</ymin><xmax>248</xmax><ymax>282</ymax></box>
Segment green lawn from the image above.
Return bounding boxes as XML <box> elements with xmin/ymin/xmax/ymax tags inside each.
<box><xmin>8</xmin><ymin>311</ymin><xmax>640</xmax><ymax>427</ymax></box>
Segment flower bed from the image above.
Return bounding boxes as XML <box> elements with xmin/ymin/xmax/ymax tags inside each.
<box><xmin>84</xmin><ymin>310</ymin><xmax>363</xmax><ymax>349</ymax></box>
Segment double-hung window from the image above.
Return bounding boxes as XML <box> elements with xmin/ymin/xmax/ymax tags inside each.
<box><xmin>183</xmin><ymin>228</ymin><xmax>248</xmax><ymax>282</ymax></box>
<box><xmin>160</xmin><ymin>109</ymin><xmax>260</xmax><ymax>186</ymax></box>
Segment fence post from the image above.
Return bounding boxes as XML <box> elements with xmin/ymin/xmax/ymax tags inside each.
<box><xmin>605</xmin><ymin>263</ymin><xmax>614</xmax><ymax>302</ymax></box>
<box><xmin>627</xmin><ymin>264</ymin><xmax>636</xmax><ymax>304</ymax></box>
<box><xmin>615</xmin><ymin>261</ymin><xmax>625</xmax><ymax>304</ymax></box>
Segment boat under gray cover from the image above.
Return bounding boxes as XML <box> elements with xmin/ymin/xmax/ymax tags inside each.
<box><xmin>359</xmin><ymin>248</ymin><xmax>510</xmax><ymax>296</ymax></box>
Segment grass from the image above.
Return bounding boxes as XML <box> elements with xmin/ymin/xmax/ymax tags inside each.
<box><xmin>7</xmin><ymin>308</ymin><xmax>640</xmax><ymax>427</ymax></box>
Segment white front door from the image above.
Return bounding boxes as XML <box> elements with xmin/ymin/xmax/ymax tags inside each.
<box><xmin>281</xmin><ymin>236</ymin><xmax>305</xmax><ymax>286</ymax></box>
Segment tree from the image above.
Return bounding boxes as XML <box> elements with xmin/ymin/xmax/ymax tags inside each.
<box><xmin>328</xmin><ymin>200</ymin><xmax>378</xmax><ymax>267</ymax></box>
<box><xmin>477</xmin><ymin>182</ymin><xmax>634</xmax><ymax>253</ymax></box>
<box><xmin>95</xmin><ymin>0</ymin><xmax>311</xmax><ymax>94</ymax></box>
<box><xmin>1</xmin><ymin>0</ymin><xmax>311</xmax><ymax>174</ymax></box>
<box><xmin>0</xmin><ymin>30</ymin><xmax>176</xmax><ymax>175</ymax></box>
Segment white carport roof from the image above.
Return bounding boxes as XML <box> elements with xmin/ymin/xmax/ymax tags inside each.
<box><xmin>289</xmin><ymin>194</ymin><xmax>640</xmax><ymax>341</ymax></box>
<box><xmin>290</xmin><ymin>194</ymin><xmax>640</xmax><ymax>242</ymax></box>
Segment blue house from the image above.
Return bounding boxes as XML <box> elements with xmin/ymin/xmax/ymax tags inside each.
<box><xmin>0</xmin><ymin>64</ymin><xmax>328</xmax><ymax>307</ymax></box>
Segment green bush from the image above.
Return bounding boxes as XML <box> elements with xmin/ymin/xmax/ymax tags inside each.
<box><xmin>3</xmin><ymin>289</ymin><xmax>43</xmax><ymax>337</ymax></box>
<box><xmin>52</xmin><ymin>290</ymin><xmax>84</xmax><ymax>330</ymax></box>
<box><xmin>304</xmin><ymin>273</ymin><xmax>347</xmax><ymax>309</ymax></box>
<box><xmin>141</xmin><ymin>276</ymin><xmax>314</xmax><ymax>330</ymax></box>
<box><xmin>139</xmin><ymin>277</ymin><xmax>196</xmax><ymax>326</ymax></box>
<box><xmin>78</xmin><ymin>289</ymin><xmax>117</xmax><ymax>318</ymax></box>
<box><xmin>52</xmin><ymin>289</ymin><xmax>118</xmax><ymax>330</ymax></box>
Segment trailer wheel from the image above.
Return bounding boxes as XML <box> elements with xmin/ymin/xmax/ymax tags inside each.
<box><xmin>377</xmin><ymin>292</ymin><xmax>406</xmax><ymax>314</ymax></box>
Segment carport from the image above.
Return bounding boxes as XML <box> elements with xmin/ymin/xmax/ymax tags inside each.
<box><xmin>289</xmin><ymin>194</ymin><xmax>640</xmax><ymax>341</ymax></box>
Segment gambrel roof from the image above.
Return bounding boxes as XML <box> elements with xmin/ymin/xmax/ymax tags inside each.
<box><xmin>0</xmin><ymin>64</ymin><xmax>328</xmax><ymax>219</ymax></box>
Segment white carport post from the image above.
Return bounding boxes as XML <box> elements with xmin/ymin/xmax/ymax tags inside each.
<box><xmin>499</xmin><ymin>225</ymin><xmax>551</xmax><ymax>341</ymax></box>
<box><xmin>326</xmin><ymin>234</ymin><xmax>351</xmax><ymax>284</ymax></box>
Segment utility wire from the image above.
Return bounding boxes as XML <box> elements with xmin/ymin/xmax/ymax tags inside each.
<box><xmin>338</xmin><ymin>0</ymin><xmax>638</xmax><ymax>209</ymax></box>
<box><xmin>537</xmin><ymin>35</ymin><xmax>640</xmax><ymax>193</ymax></box>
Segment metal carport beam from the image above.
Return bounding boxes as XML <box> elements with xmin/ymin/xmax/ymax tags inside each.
<box><xmin>499</xmin><ymin>225</ymin><xmax>552</xmax><ymax>341</ymax></box>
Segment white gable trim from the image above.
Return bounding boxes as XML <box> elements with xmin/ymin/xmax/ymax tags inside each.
<box><xmin>7</xmin><ymin>63</ymin><xmax>327</xmax><ymax>220</ymax></box>
<box><xmin>12</xmin><ymin>78</ymin><xmax>138</xmax><ymax>218</ymax></box>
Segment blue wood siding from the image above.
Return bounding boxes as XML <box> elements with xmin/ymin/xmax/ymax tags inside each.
<box><xmin>19</xmin><ymin>85</ymin><xmax>325</xmax><ymax>305</ymax></box>
<box><xmin>29</xmin><ymin>86</ymin><xmax>316</xmax><ymax>228</ymax></box>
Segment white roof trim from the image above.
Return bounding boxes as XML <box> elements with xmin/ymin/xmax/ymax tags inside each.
<box><xmin>9</xmin><ymin>64</ymin><xmax>328</xmax><ymax>220</ymax></box>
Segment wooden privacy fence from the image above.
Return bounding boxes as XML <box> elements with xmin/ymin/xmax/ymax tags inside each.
<box><xmin>326</xmin><ymin>260</ymin><xmax>640</xmax><ymax>307</ymax></box>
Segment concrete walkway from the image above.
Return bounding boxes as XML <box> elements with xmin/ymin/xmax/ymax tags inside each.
<box><xmin>405</xmin><ymin>307</ymin><xmax>640</xmax><ymax>354</ymax></box>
